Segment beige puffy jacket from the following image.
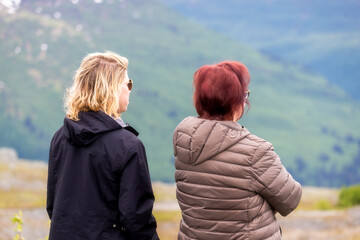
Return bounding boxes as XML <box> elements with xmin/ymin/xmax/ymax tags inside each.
<box><xmin>173</xmin><ymin>117</ymin><xmax>302</xmax><ymax>240</ymax></box>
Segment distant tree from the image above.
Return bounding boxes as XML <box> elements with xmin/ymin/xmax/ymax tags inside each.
<box><xmin>167</xmin><ymin>110</ymin><xmax>177</xmax><ymax>119</ymax></box>
<box><xmin>295</xmin><ymin>157</ymin><xmax>307</xmax><ymax>173</ymax></box>
<box><xmin>24</xmin><ymin>116</ymin><xmax>36</xmax><ymax>133</ymax></box>
<box><xmin>332</xmin><ymin>144</ymin><xmax>344</xmax><ymax>154</ymax></box>
<box><xmin>345</xmin><ymin>134</ymin><xmax>355</xmax><ymax>143</ymax></box>
<box><xmin>319</xmin><ymin>153</ymin><xmax>329</xmax><ymax>162</ymax></box>
<box><xmin>321</xmin><ymin>127</ymin><xmax>328</xmax><ymax>134</ymax></box>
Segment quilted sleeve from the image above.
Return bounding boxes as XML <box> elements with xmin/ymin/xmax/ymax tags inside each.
<box><xmin>251</xmin><ymin>142</ymin><xmax>302</xmax><ymax>216</ymax></box>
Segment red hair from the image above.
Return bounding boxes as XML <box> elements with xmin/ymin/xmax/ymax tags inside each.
<box><xmin>193</xmin><ymin>61</ymin><xmax>250</xmax><ymax>121</ymax></box>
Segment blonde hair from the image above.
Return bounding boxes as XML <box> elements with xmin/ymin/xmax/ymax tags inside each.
<box><xmin>65</xmin><ymin>51</ymin><xmax>128</xmax><ymax>120</ymax></box>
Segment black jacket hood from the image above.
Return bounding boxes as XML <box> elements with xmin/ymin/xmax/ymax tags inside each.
<box><xmin>63</xmin><ymin>111</ymin><xmax>138</xmax><ymax>146</ymax></box>
<box><xmin>48</xmin><ymin>110</ymin><xmax>159</xmax><ymax>239</ymax></box>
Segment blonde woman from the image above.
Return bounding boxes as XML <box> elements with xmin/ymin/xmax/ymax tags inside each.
<box><xmin>47</xmin><ymin>52</ymin><xmax>159</xmax><ymax>240</ymax></box>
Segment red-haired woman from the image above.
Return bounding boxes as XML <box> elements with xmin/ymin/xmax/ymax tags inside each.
<box><xmin>173</xmin><ymin>61</ymin><xmax>302</xmax><ymax>240</ymax></box>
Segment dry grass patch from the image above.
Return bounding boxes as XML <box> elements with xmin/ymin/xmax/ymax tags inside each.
<box><xmin>0</xmin><ymin>189</ymin><xmax>46</xmax><ymax>209</ymax></box>
<box><xmin>297</xmin><ymin>187</ymin><xmax>339</xmax><ymax>210</ymax></box>
<box><xmin>152</xmin><ymin>181</ymin><xmax>177</xmax><ymax>201</ymax></box>
<box><xmin>0</xmin><ymin>160</ymin><xmax>47</xmax><ymax>209</ymax></box>
<box><xmin>155</xmin><ymin>210</ymin><xmax>181</xmax><ymax>240</ymax></box>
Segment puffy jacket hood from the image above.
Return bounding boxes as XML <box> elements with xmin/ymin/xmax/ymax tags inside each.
<box><xmin>63</xmin><ymin>111</ymin><xmax>122</xmax><ymax>146</ymax></box>
<box><xmin>173</xmin><ymin>116</ymin><xmax>250</xmax><ymax>165</ymax></box>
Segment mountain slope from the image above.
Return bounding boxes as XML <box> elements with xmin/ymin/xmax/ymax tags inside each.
<box><xmin>158</xmin><ymin>0</ymin><xmax>360</xmax><ymax>100</ymax></box>
<box><xmin>0</xmin><ymin>0</ymin><xmax>359</xmax><ymax>186</ymax></box>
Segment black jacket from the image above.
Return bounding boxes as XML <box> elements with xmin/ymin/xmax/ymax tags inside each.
<box><xmin>47</xmin><ymin>111</ymin><xmax>159</xmax><ymax>240</ymax></box>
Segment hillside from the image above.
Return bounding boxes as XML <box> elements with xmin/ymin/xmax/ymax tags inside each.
<box><xmin>0</xmin><ymin>0</ymin><xmax>360</xmax><ymax>186</ymax></box>
<box><xmin>159</xmin><ymin>0</ymin><xmax>360</xmax><ymax>100</ymax></box>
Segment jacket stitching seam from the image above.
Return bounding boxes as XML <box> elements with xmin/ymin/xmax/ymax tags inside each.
<box><xmin>252</xmin><ymin>157</ymin><xmax>293</xmax><ymax>214</ymax></box>
<box><xmin>192</xmin><ymin>121</ymin><xmax>217</xmax><ymax>162</ymax></box>
<box><xmin>177</xmin><ymin>187</ymin><xmax>253</xmax><ymax>202</ymax></box>
<box><xmin>187</xmin><ymin>119</ymin><xmax>205</xmax><ymax>162</ymax></box>
<box><xmin>215</xmin><ymin>126</ymin><xmax>229</xmax><ymax>153</ymax></box>
<box><xmin>249</xmin><ymin>143</ymin><xmax>264</xmax><ymax>192</ymax></box>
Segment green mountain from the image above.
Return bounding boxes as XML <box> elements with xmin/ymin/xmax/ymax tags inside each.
<box><xmin>0</xmin><ymin>0</ymin><xmax>359</xmax><ymax>186</ymax></box>
<box><xmin>159</xmin><ymin>0</ymin><xmax>360</xmax><ymax>100</ymax></box>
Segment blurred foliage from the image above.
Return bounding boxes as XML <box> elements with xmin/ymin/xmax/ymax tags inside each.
<box><xmin>338</xmin><ymin>185</ymin><xmax>360</xmax><ymax>208</ymax></box>
<box><xmin>12</xmin><ymin>210</ymin><xmax>24</xmax><ymax>240</ymax></box>
<box><xmin>315</xmin><ymin>199</ymin><xmax>334</xmax><ymax>211</ymax></box>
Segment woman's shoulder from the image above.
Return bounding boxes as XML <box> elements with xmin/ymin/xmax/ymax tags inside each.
<box><xmin>240</xmin><ymin>129</ymin><xmax>274</xmax><ymax>154</ymax></box>
<box><xmin>174</xmin><ymin>116</ymin><xmax>200</xmax><ymax>130</ymax></box>
<box><xmin>100</xmin><ymin>128</ymin><xmax>145</xmax><ymax>167</ymax></box>
<box><xmin>105</xmin><ymin>126</ymin><xmax>142</xmax><ymax>147</ymax></box>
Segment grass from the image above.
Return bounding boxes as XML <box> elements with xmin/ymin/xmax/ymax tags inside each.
<box><xmin>154</xmin><ymin>210</ymin><xmax>181</xmax><ymax>240</ymax></box>
<box><xmin>0</xmin><ymin>190</ymin><xmax>46</xmax><ymax>209</ymax></box>
<box><xmin>152</xmin><ymin>181</ymin><xmax>177</xmax><ymax>201</ymax></box>
<box><xmin>2</xmin><ymin>159</ymin><xmax>357</xmax><ymax>212</ymax></box>
<box><xmin>296</xmin><ymin>187</ymin><xmax>339</xmax><ymax>211</ymax></box>
<box><xmin>154</xmin><ymin>210</ymin><xmax>181</xmax><ymax>222</ymax></box>
<box><xmin>0</xmin><ymin>164</ymin><xmax>358</xmax><ymax>240</ymax></box>
<box><xmin>0</xmin><ymin>161</ymin><xmax>47</xmax><ymax>209</ymax></box>
<box><xmin>315</xmin><ymin>199</ymin><xmax>334</xmax><ymax>210</ymax></box>
<box><xmin>2</xmin><ymin>158</ymin><xmax>360</xmax><ymax>240</ymax></box>
<box><xmin>338</xmin><ymin>185</ymin><xmax>360</xmax><ymax>208</ymax></box>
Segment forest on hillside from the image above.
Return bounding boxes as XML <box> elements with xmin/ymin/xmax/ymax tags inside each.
<box><xmin>0</xmin><ymin>0</ymin><xmax>359</xmax><ymax>186</ymax></box>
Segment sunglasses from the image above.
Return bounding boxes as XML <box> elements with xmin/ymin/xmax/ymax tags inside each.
<box><xmin>125</xmin><ymin>79</ymin><xmax>133</xmax><ymax>91</ymax></box>
<box><xmin>245</xmin><ymin>89</ymin><xmax>250</xmax><ymax>99</ymax></box>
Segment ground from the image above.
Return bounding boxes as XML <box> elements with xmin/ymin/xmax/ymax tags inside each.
<box><xmin>0</xmin><ymin>155</ymin><xmax>359</xmax><ymax>240</ymax></box>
